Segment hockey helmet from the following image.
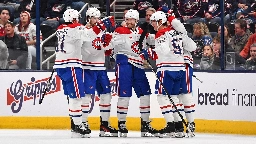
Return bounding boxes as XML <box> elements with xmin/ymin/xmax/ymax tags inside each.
<box><xmin>125</xmin><ymin>9</ymin><xmax>139</xmax><ymax>21</ymax></box>
<box><xmin>63</xmin><ymin>9</ymin><xmax>80</xmax><ymax>22</ymax></box>
<box><xmin>150</xmin><ymin>11</ymin><xmax>167</xmax><ymax>24</ymax></box>
<box><xmin>86</xmin><ymin>7</ymin><xmax>101</xmax><ymax>18</ymax></box>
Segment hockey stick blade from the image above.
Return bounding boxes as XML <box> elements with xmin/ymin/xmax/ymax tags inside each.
<box><xmin>39</xmin><ymin>69</ymin><xmax>55</xmax><ymax>104</ymax></box>
<box><xmin>192</xmin><ymin>75</ymin><xmax>203</xmax><ymax>83</ymax></box>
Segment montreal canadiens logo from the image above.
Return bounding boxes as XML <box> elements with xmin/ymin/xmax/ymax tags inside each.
<box><xmin>131</xmin><ymin>41</ymin><xmax>140</xmax><ymax>53</ymax></box>
<box><xmin>92</xmin><ymin>37</ymin><xmax>101</xmax><ymax>50</ymax></box>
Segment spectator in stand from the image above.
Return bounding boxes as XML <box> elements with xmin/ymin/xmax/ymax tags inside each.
<box><xmin>0</xmin><ymin>40</ymin><xmax>8</xmax><ymax>69</ymax></box>
<box><xmin>173</xmin><ymin>0</ymin><xmax>207</xmax><ymax>25</ymax></box>
<box><xmin>0</xmin><ymin>0</ymin><xmax>20</xmax><ymax>21</ymax></box>
<box><xmin>71</xmin><ymin>0</ymin><xmax>87</xmax><ymax>24</ymax></box>
<box><xmin>212</xmin><ymin>35</ymin><xmax>246</xmax><ymax>70</ymax></box>
<box><xmin>0</xmin><ymin>8</ymin><xmax>10</xmax><ymax>37</ymax></box>
<box><xmin>232</xmin><ymin>0</ymin><xmax>252</xmax><ymax>21</ymax></box>
<box><xmin>192</xmin><ymin>22</ymin><xmax>212</xmax><ymax>68</ymax></box>
<box><xmin>217</xmin><ymin>25</ymin><xmax>232</xmax><ymax>44</ymax></box>
<box><xmin>0</xmin><ymin>21</ymin><xmax>28</xmax><ymax>69</ymax></box>
<box><xmin>237</xmin><ymin>1</ymin><xmax>256</xmax><ymax>23</ymax></box>
<box><xmin>229</xmin><ymin>19</ymin><xmax>251</xmax><ymax>54</ymax></box>
<box><xmin>224</xmin><ymin>0</ymin><xmax>234</xmax><ymax>23</ymax></box>
<box><xmin>239</xmin><ymin>33</ymin><xmax>256</xmax><ymax>59</ymax></box>
<box><xmin>13</xmin><ymin>0</ymin><xmax>46</xmax><ymax>25</ymax></box>
<box><xmin>200</xmin><ymin>44</ymin><xmax>214</xmax><ymax>70</ymax></box>
<box><xmin>41</xmin><ymin>0</ymin><xmax>72</xmax><ymax>29</ymax></box>
<box><xmin>15</xmin><ymin>11</ymin><xmax>40</xmax><ymax>69</ymax></box>
<box><xmin>244</xmin><ymin>43</ymin><xmax>256</xmax><ymax>70</ymax></box>
<box><xmin>201</xmin><ymin>0</ymin><xmax>223</xmax><ymax>25</ymax></box>
<box><xmin>133</xmin><ymin>0</ymin><xmax>157</xmax><ymax>23</ymax></box>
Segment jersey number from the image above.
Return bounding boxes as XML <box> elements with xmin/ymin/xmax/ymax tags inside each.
<box><xmin>171</xmin><ymin>35</ymin><xmax>183</xmax><ymax>55</ymax></box>
<box><xmin>56</xmin><ymin>30</ymin><xmax>67</xmax><ymax>53</ymax></box>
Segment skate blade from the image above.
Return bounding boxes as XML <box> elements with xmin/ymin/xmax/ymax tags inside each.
<box><xmin>141</xmin><ymin>132</ymin><xmax>159</xmax><ymax>137</ymax></box>
<box><xmin>175</xmin><ymin>132</ymin><xmax>185</xmax><ymax>138</ymax></box>
<box><xmin>186</xmin><ymin>132</ymin><xmax>195</xmax><ymax>138</ymax></box>
<box><xmin>119</xmin><ymin>132</ymin><xmax>127</xmax><ymax>137</ymax></box>
<box><xmin>159</xmin><ymin>133</ymin><xmax>176</xmax><ymax>138</ymax></box>
<box><xmin>99</xmin><ymin>131</ymin><xmax>118</xmax><ymax>137</ymax></box>
<box><xmin>81</xmin><ymin>134</ymin><xmax>91</xmax><ymax>138</ymax></box>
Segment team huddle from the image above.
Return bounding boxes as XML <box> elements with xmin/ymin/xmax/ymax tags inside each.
<box><xmin>53</xmin><ymin>6</ymin><xmax>197</xmax><ymax>138</ymax></box>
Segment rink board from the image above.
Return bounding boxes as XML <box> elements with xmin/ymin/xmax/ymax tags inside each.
<box><xmin>0</xmin><ymin>72</ymin><xmax>256</xmax><ymax>135</ymax></box>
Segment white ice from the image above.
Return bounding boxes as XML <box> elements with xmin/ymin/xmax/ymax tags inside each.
<box><xmin>0</xmin><ymin>130</ymin><xmax>255</xmax><ymax>144</ymax></box>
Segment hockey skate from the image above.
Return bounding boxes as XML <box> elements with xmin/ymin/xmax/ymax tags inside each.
<box><xmin>141</xmin><ymin>119</ymin><xmax>159</xmax><ymax>137</ymax></box>
<box><xmin>158</xmin><ymin>122</ymin><xmax>176</xmax><ymax>138</ymax></box>
<box><xmin>174</xmin><ymin>121</ymin><xmax>185</xmax><ymax>138</ymax></box>
<box><xmin>70</xmin><ymin>118</ymin><xmax>75</xmax><ymax>133</ymax></box>
<box><xmin>118</xmin><ymin>121</ymin><xmax>128</xmax><ymax>137</ymax></box>
<box><xmin>186</xmin><ymin>122</ymin><xmax>195</xmax><ymax>137</ymax></box>
<box><xmin>99</xmin><ymin>120</ymin><xmax>118</xmax><ymax>137</ymax></box>
<box><xmin>72</xmin><ymin>122</ymin><xmax>91</xmax><ymax>138</ymax></box>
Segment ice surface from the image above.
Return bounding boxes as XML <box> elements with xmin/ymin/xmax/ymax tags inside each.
<box><xmin>0</xmin><ymin>130</ymin><xmax>255</xmax><ymax>144</ymax></box>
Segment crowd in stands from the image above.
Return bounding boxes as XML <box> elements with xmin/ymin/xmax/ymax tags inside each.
<box><xmin>0</xmin><ymin>0</ymin><xmax>256</xmax><ymax>70</ymax></box>
<box><xmin>0</xmin><ymin>0</ymin><xmax>87</xmax><ymax>70</ymax></box>
<box><xmin>130</xmin><ymin>0</ymin><xmax>256</xmax><ymax>70</ymax></box>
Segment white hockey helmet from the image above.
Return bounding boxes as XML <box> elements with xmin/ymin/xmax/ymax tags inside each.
<box><xmin>150</xmin><ymin>11</ymin><xmax>167</xmax><ymax>24</ymax></box>
<box><xmin>125</xmin><ymin>9</ymin><xmax>139</xmax><ymax>21</ymax></box>
<box><xmin>63</xmin><ymin>9</ymin><xmax>80</xmax><ymax>22</ymax></box>
<box><xmin>86</xmin><ymin>7</ymin><xmax>101</xmax><ymax>18</ymax></box>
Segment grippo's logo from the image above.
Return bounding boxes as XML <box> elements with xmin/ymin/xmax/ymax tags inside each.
<box><xmin>7</xmin><ymin>76</ymin><xmax>61</xmax><ymax>113</ymax></box>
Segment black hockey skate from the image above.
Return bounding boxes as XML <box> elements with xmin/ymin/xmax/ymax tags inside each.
<box><xmin>158</xmin><ymin>122</ymin><xmax>175</xmax><ymax>138</ymax></box>
<box><xmin>186</xmin><ymin>122</ymin><xmax>195</xmax><ymax>137</ymax></box>
<box><xmin>72</xmin><ymin>122</ymin><xmax>91</xmax><ymax>138</ymax></box>
<box><xmin>174</xmin><ymin>121</ymin><xmax>185</xmax><ymax>138</ymax></box>
<box><xmin>141</xmin><ymin>118</ymin><xmax>159</xmax><ymax>137</ymax></box>
<box><xmin>118</xmin><ymin>121</ymin><xmax>128</xmax><ymax>137</ymax></box>
<box><xmin>99</xmin><ymin>117</ymin><xmax>118</xmax><ymax>137</ymax></box>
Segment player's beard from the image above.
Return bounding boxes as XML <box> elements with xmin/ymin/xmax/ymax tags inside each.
<box><xmin>127</xmin><ymin>23</ymin><xmax>136</xmax><ymax>29</ymax></box>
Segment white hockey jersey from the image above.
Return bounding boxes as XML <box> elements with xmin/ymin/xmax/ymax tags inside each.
<box><xmin>53</xmin><ymin>23</ymin><xmax>84</xmax><ymax>69</ymax></box>
<box><xmin>14</xmin><ymin>23</ymin><xmax>42</xmax><ymax>43</ymax></box>
<box><xmin>153</xmin><ymin>27</ymin><xmax>196</xmax><ymax>72</ymax></box>
<box><xmin>81</xmin><ymin>25</ymin><xmax>107</xmax><ymax>70</ymax></box>
<box><xmin>106</xmin><ymin>26</ymin><xmax>153</xmax><ymax>69</ymax></box>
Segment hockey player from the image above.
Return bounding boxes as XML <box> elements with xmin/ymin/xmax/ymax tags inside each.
<box><xmin>104</xmin><ymin>9</ymin><xmax>158</xmax><ymax>137</ymax></box>
<box><xmin>80</xmin><ymin>7</ymin><xmax>118</xmax><ymax>137</ymax></box>
<box><xmin>53</xmin><ymin>9</ymin><xmax>90</xmax><ymax>138</ymax></box>
<box><xmin>140</xmin><ymin>11</ymin><xmax>196</xmax><ymax>138</ymax></box>
<box><xmin>158</xmin><ymin>6</ymin><xmax>197</xmax><ymax>137</ymax></box>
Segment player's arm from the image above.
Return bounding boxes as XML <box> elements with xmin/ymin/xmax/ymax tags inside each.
<box><xmin>182</xmin><ymin>34</ymin><xmax>197</xmax><ymax>52</ymax></box>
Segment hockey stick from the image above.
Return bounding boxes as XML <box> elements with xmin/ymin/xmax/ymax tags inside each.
<box><xmin>39</xmin><ymin>69</ymin><xmax>55</xmax><ymax>104</ymax></box>
<box><xmin>192</xmin><ymin>75</ymin><xmax>203</xmax><ymax>83</ymax></box>
<box><xmin>144</xmin><ymin>59</ymin><xmax>191</xmax><ymax>133</ymax></box>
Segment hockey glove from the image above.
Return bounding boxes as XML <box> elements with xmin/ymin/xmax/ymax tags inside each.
<box><xmin>105</xmin><ymin>49</ymin><xmax>113</xmax><ymax>56</ymax></box>
<box><xmin>101</xmin><ymin>33</ymin><xmax>112</xmax><ymax>47</ymax></box>
<box><xmin>140</xmin><ymin>48</ymin><xmax>158</xmax><ymax>60</ymax></box>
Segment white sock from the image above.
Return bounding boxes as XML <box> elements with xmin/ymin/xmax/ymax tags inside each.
<box><xmin>117</xmin><ymin>97</ymin><xmax>130</xmax><ymax>121</ymax></box>
<box><xmin>157</xmin><ymin>94</ymin><xmax>174</xmax><ymax>122</ymax></box>
<box><xmin>99</xmin><ymin>93</ymin><xmax>112</xmax><ymax>121</ymax></box>
<box><xmin>140</xmin><ymin>95</ymin><xmax>150</xmax><ymax>122</ymax></box>
<box><xmin>81</xmin><ymin>94</ymin><xmax>91</xmax><ymax>122</ymax></box>
<box><xmin>69</xmin><ymin>98</ymin><xmax>82</xmax><ymax>125</ymax></box>
<box><xmin>180</xmin><ymin>93</ymin><xmax>195</xmax><ymax>122</ymax></box>
<box><xmin>171</xmin><ymin>95</ymin><xmax>182</xmax><ymax>122</ymax></box>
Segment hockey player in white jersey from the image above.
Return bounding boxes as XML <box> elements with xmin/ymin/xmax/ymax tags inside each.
<box><xmin>104</xmin><ymin>9</ymin><xmax>158</xmax><ymax>137</ymax></box>
<box><xmin>53</xmin><ymin>9</ymin><xmax>90</xmax><ymax>138</ymax></box>
<box><xmin>79</xmin><ymin>7</ymin><xmax>118</xmax><ymax>137</ymax></box>
<box><xmin>140</xmin><ymin>11</ymin><xmax>196</xmax><ymax>138</ymax></box>
<box><xmin>161</xmin><ymin>6</ymin><xmax>197</xmax><ymax>137</ymax></box>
